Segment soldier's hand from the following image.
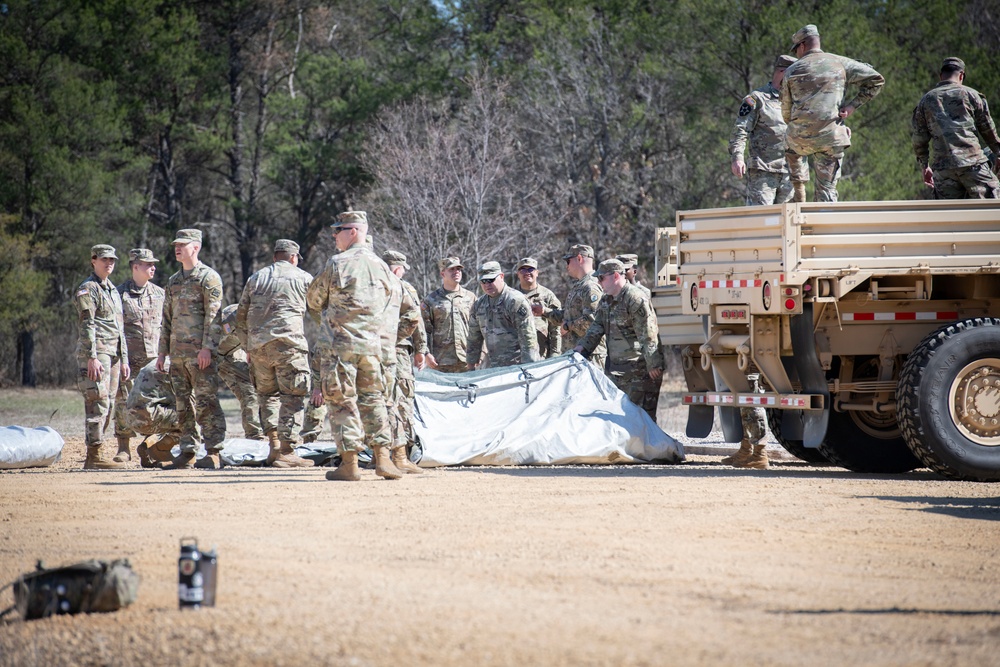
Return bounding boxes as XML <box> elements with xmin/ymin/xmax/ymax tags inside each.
<box><xmin>922</xmin><ymin>166</ymin><xmax>935</xmax><ymax>188</ymax></box>
<box><xmin>573</xmin><ymin>345</ymin><xmax>584</xmax><ymax>355</ymax></box>
<box><xmin>310</xmin><ymin>387</ymin><xmax>324</xmax><ymax>407</ymax></box>
<box><xmin>731</xmin><ymin>160</ymin><xmax>746</xmax><ymax>179</ymax></box>
<box><xmin>414</xmin><ymin>353</ymin><xmax>426</xmax><ymax>370</ymax></box>
<box><xmin>87</xmin><ymin>358</ymin><xmax>103</xmax><ymax>382</ymax></box>
<box><xmin>197</xmin><ymin>348</ymin><xmax>212</xmax><ymax>370</ymax></box>
<box><xmin>530</xmin><ymin>303</ymin><xmax>544</xmax><ymax>316</ymax></box>
<box><xmin>425</xmin><ymin>353</ymin><xmax>438</xmax><ymax>369</ymax></box>
<box><xmin>560</xmin><ymin>322</ymin><xmax>570</xmax><ymax>336</ymax></box>
<box><xmin>838</xmin><ymin>104</ymin><xmax>855</xmax><ymax>119</ymax></box>
<box><xmin>649</xmin><ymin>367</ymin><xmax>663</xmax><ymax>381</ymax></box>
<box><xmin>121</xmin><ymin>363</ymin><xmax>131</xmax><ymax>381</ymax></box>
<box><xmin>155</xmin><ymin>354</ymin><xmax>167</xmax><ymax>372</ymax></box>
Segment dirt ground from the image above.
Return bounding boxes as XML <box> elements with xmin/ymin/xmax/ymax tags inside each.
<box><xmin>1</xmin><ymin>389</ymin><xmax>999</xmax><ymax>666</ymax></box>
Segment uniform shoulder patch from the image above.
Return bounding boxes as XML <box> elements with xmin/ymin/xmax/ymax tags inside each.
<box><xmin>738</xmin><ymin>95</ymin><xmax>756</xmax><ymax>117</ymax></box>
<box><xmin>76</xmin><ymin>288</ymin><xmax>89</xmax><ymax>297</ymax></box>
<box><xmin>517</xmin><ymin>305</ymin><xmax>528</xmax><ymax>318</ymax></box>
<box><xmin>590</xmin><ymin>294</ymin><xmax>600</xmax><ymax>303</ymax></box>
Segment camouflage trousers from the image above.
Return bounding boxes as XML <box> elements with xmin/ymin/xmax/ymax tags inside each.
<box><xmin>113</xmin><ymin>354</ymin><xmax>151</xmax><ymax>439</ymax></box>
<box><xmin>434</xmin><ymin>362</ymin><xmax>469</xmax><ymax>374</ymax></box>
<box><xmin>786</xmin><ymin>147</ymin><xmax>844</xmax><ymax>202</ymax></box>
<box><xmin>218</xmin><ymin>349</ymin><xmax>263</xmax><ymax>439</ymax></box>
<box><xmin>932</xmin><ymin>162</ymin><xmax>1000</xmax><ymax>199</ymax></box>
<box><xmin>320</xmin><ymin>352</ymin><xmax>390</xmax><ymax>453</ymax></box>
<box><xmin>248</xmin><ymin>340</ymin><xmax>310</xmax><ymax>444</ymax></box>
<box><xmin>76</xmin><ymin>352</ymin><xmax>122</xmax><ymax>447</ymax></box>
<box><xmin>608</xmin><ymin>359</ymin><xmax>660</xmax><ymax>422</ymax></box>
<box><xmin>745</xmin><ymin>168</ymin><xmax>793</xmax><ymax>206</ymax></box>
<box><xmin>126</xmin><ymin>399</ymin><xmax>180</xmax><ymax>438</ymax></box>
<box><xmin>740</xmin><ymin>407</ymin><xmax>766</xmax><ymax>443</ymax></box>
<box><xmin>299</xmin><ymin>398</ymin><xmax>327</xmax><ymax>443</ymax></box>
<box><xmin>169</xmin><ymin>355</ymin><xmax>227</xmax><ymax>453</ymax></box>
<box><xmin>389</xmin><ymin>348</ymin><xmax>417</xmax><ymax>449</ymax></box>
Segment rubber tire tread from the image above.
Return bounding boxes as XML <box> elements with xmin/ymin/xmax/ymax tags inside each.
<box><xmin>764</xmin><ymin>409</ymin><xmax>829</xmax><ymax>463</ymax></box>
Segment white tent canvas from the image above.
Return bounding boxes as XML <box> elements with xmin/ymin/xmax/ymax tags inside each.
<box><xmin>413</xmin><ymin>353</ymin><xmax>684</xmax><ymax>467</ymax></box>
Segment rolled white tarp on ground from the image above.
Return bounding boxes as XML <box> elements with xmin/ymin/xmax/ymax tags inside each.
<box><xmin>0</xmin><ymin>426</ymin><xmax>65</xmax><ymax>469</ymax></box>
<box><xmin>413</xmin><ymin>353</ymin><xmax>685</xmax><ymax>467</ymax></box>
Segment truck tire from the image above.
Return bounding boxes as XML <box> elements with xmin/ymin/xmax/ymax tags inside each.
<box><xmin>764</xmin><ymin>409</ymin><xmax>829</xmax><ymax>463</ymax></box>
<box><xmin>897</xmin><ymin>318</ymin><xmax>1000</xmax><ymax>482</ymax></box>
<box><xmin>817</xmin><ymin>409</ymin><xmax>921</xmax><ymax>474</ymax></box>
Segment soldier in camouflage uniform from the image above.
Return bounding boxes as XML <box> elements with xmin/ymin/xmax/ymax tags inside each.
<box><xmin>912</xmin><ymin>57</ymin><xmax>1000</xmax><ymax>199</ymax></box>
<box><xmin>217</xmin><ymin>304</ymin><xmax>264</xmax><ymax>440</ymax></box>
<box><xmin>112</xmin><ymin>248</ymin><xmax>165</xmax><ymax>464</ymax></box>
<box><xmin>574</xmin><ymin>259</ymin><xmax>663</xmax><ymax>421</ymax></box>
<box><xmin>781</xmin><ymin>24</ymin><xmax>885</xmax><ymax>202</ymax></box>
<box><xmin>306</xmin><ymin>211</ymin><xmax>406</xmax><ymax>482</ymax></box>
<box><xmin>383</xmin><ymin>250</ymin><xmax>428</xmax><ymax>474</ymax></box>
<box><xmin>236</xmin><ymin>239</ymin><xmax>314</xmax><ymax>468</ymax></box>
<box><xmin>421</xmin><ymin>257</ymin><xmax>476</xmax><ymax>373</ymax></box>
<box><xmin>127</xmin><ymin>360</ymin><xmax>182</xmax><ymax>468</ymax></box>
<box><xmin>729</xmin><ymin>55</ymin><xmax>797</xmax><ymax>206</ymax></box>
<box><xmin>534</xmin><ymin>244</ymin><xmax>606</xmax><ymax>370</ymax></box>
<box><xmin>156</xmin><ymin>228</ymin><xmax>227</xmax><ymax>469</ymax></box>
<box><xmin>513</xmin><ymin>257</ymin><xmax>562</xmax><ymax>358</ymax></box>
<box><xmin>615</xmin><ymin>254</ymin><xmax>652</xmax><ymax>300</ymax></box>
<box><xmin>720</xmin><ymin>375</ymin><xmax>771</xmax><ymax>470</ymax></box>
<box><xmin>467</xmin><ymin>261</ymin><xmax>540</xmax><ymax>369</ymax></box>
<box><xmin>74</xmin><ymin>244</ymin><xmax>130</xmax><ymax>469</ymax></box>
<box><xmin>300</xmin><ymin>318</ymin><xmax>330</xmax><ymax>444</ymax></box>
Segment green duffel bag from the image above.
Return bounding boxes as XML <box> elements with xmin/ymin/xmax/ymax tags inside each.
<box><xmin>1</xmin><ymin>559</ymin><xmax>140</xmax><ymax>620</ymax></box>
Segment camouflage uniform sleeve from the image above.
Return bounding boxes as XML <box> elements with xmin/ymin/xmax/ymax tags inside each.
<box><xmin>235</xmin><ymin>277</ymin><xmax>252</xmax><ymax>351</ymax></box>
<box><xmin>75</xmin><ymin>282</ymin><xmax>98</xmax><ymax>358</ymax></box>
<box><xmin>397</xmin><ymin>285</ymin><xmax>420</xmax><ymax>342</ymax></box>
<box><xmin>546</xmin><ymin>291</ymin><xmax>562</xmax><ymax>356</ymax></box>
<box><xmin>911</xmin><ymin>99</ymin><xmax>931</xmax><ymax>168</ymax></box>
<box><xmin>842</xmin><ymin>57</ymin><xmax>885</xmax><ymax>110</ymax></box>
<box><xmin>158</xmin><ymin>280</ymin><xmax>172</xmax><ymax>357</ymax></box>
<box><xmin>202</xmin><ymin>271</ymin><xmax>224</xmax><ymax>351</ymax></box>
<box><xmin>577</xmin><ymin>301</ymin><xmax>607</xmax><ymax>358</ymax></box>
<box><xmin>567</xmin><ymin>281</ymin><xmax>603</xmax><ymax>339</ymax></box>
<box><xmin>973</xmin><ymin>92</ymin><xmax>1000</xmax><ymax>157</ymax></box>
<box><xmin>628</xmin><ymin>292</ymin><xmax>663</xmax><ymax>372</ymax></box>
<box><xmin>466</xmin><ymin>303</ymin><xmax>483</xmax><ymax>366</ymax></box>
<box><xmin>412</xmin><ymin>315</ymin><xmax>429</xmax><ymax>355</ymax></box>
<box><xmin>541</xmin><ymin>306</ymin><xmax>563</xmax><ymax>327</ymax></box>
<box><xmin>513</xmin><ymin>296</ymin><xmax>540</xmax><ymax>363</ymax></box>
<box><xmin>729</xmin><ymin>93</ymin><xmax>759</xmax><ymax>161</ymax></box>
<box><xmin>780</xmin><ymin>78</ymin><xmax>792</xmax><ymax>125</ymax></box>
<box><xmin>306</xmin><ymin>263</ymin><xmax>332</xmax><ymax>324</ymax></box>
<box><xmin>115</xmin><ymin>289</ymin><xmax>128</xmax><ymax>362</ymax></box>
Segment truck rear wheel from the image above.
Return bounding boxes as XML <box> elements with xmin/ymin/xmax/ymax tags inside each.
<box><xmin>764</xmin><ymin>409</ymin><xmax>828</xmax><ymax>463</ymax></box>
<box><xmin>897</xmin><ymin>318</ymin><xmax>1000</xmax><ymax>482</ymax></box>
<box><xmin>818</xmin><ymin>410</ymin><xmax>921</xmax><ymax>474</ymax></box>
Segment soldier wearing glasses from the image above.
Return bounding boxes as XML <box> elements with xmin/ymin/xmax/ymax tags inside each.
<box><xmin>466</xmin><ymin>261</ymin><xmax>540</xmax><ymax>369</ymax></box>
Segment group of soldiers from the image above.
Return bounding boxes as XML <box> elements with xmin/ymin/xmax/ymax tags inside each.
<box><xmin>74</xmin><ymin>211</ymin><xmax>663</xmax><ymax>481</ymax></box>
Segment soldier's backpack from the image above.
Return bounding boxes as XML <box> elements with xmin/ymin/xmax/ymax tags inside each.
<box><xmin>0</xmin><ymin>558</ymin><xmax>140</xmax><ymax>620</ymax></box>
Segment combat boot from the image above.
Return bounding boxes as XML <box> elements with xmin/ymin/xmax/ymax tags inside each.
<box><xmin>325</xmin><ymin>450</ymin><xmax>361</xmax><ymax>482</ymax></box>
<box><xmin>159</xmin><ymin>451</ymin><xmax>196</xmax><ymax>470</ymax></box>
<box><xmin>265</xmin><ymin>431</ymin><xmax>281</xmax><ymax>466</ymax></box>
<box><xmin>112</xmin><ymin>436</ymin><xmax>132</xmax><ymax>463</ymax></box>
<box><xmin>271</xmin><ymin>441</ymin><xmax>314</xmax><ymax>468</ymax></box>
<box><xmin>391</xmin><ymin>446</ymin><xmax>423</xmax><ymax>475</ymax></box>
<box><xmin>194</xmin><ymin>450</ymin><xmax>222</xmax><ymax>469</ymax></box>
<box><xmin>372</xmin><ymin>445</ymin><xmax>403</xmax><ymax>480</ymax></box>
<box><xmin>740</xmin><ymin>444</ymin><xmax>770</xmax><ymax>470</ymax></box>
<box><xmin>137</xmin><ymin>434</ymin><xmax>177</xmax><ymax>469</ymax></box>
<box><xmin>792</xmin><ymin>181</ymin><xmax>807</xmax><ymax>202</ymax></box>
<box><xmin>83</xmin><ymin>445</ymin><xmax>127</xmax><ymax>470</ymax></box>
<box><xmin>721</xmin><ymin>439</ymin><xmax>753</xmax><ymax>467</ymax></box>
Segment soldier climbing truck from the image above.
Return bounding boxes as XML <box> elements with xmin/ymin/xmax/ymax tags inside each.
<box><xmin>653</xmin><ymin>200</ymin><xmax>1000</xmax><ymax>481</ymax></box>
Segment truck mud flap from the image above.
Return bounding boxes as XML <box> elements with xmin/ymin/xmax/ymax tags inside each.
<box><xmin>778</xmin><ymin>357</ymin><xmax>805</xmax><ymax>441</ymax></box>
<box><xmin>712</xmin><ymin>367</ymin><xmax>743</xmax><ymax>443</ymax></box>
<box><xmin>790</xmin><ymin>304</ymin><xmax>829</xmax><ymax>447</ymax></box>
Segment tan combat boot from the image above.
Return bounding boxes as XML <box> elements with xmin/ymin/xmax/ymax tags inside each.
<box><xmin>194</xmin><ymin>450</ymin><xmax>222</xmax><ymax>469</ymax></box>
<box><xmin>159</xmin><ymin>451</ymin><xmax>196</xmax><ymax>470</ymax></box>
<box><xmin>112</xmin><ymin>436</ymin><xmax>132</xmax><ymax>463</ymax></box>
<box><xmin>740</xmin><ymin>444</ymin><xmax>770</xmax><ymax>470</ymax></box>
<box><xmin>391</xmin><ymin>446</ymin><xmax>423</xmax><ymax>475</ymax></box>
<box><xmin>271</xmin><ymin>441</ymin><xmax>314</xmax><ymax>468</ymax></box>
<box><xmin>792</xmin><ymin>181</ymin><xmax>807</xmax><ymax>202</ymax></box>
<box><xmin>265</xmin><ymin>431</ymin><xmax>281</xmax><ymax>466</ymax></box>
<box><xmin>137</xmin><ymin>434</ymin><xmax>177</xmax><ymax>468</ymax></box>
<box><xmin>83</xmin><ymin>445</ymin><xmax>128</xmax><ymax>470</ymax></box>
<box><xmin>325</xmin><ymin>450</ymin><xmax>361</xmax><ymax>481</ymax></box>
<box><xmin>721</xmin><ymin>439</ymin><xmax>753</xmax><ymax>467</ymax></box>
<box><xmin>372</xmin><ymin>445</ymin><xmax>403</xmax><ymax>480</ymax></box>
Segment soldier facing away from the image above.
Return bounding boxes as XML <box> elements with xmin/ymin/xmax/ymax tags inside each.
<box><xmin>112</xmin><ymin>248</ymin><xmax>164</xmax><ymax>464</ymax></box>
<box><xmin>513</xmin><ymin>257</ymin><xmax>562</xmax><ymax>359</ymax></box>
<box><xmin>466</xmin><ymin>261</ymin><xmax>540</xmax><ymax>369</ymax></box>
<box><xmin>74</xmin><ymin>244</ymin><xmax>130</xmax><ymax>470</ymax></box>
<box><xmin>781</xmin><ymin>24</ymin><xmax>885</xmax><ymax>202</ymax></box>
<box><xmin>911</xmin><ymin>56</ymin><xmax>1000</xmax><ymax>199</ymax></box>
<box><xmin>421</xmin><ymin>257</ymin><xmax>476</xmax><ymax>373</ymax></box>
<box><xmin>217</xmin><ymin>304</ymin><xmax>264</xmax><ymax>440</ymax></box>
<box><xmin>156</xmin><ymin>228</ymin><xmax>227</xmax><ymax>469</ymax></box>
<box><xmin>729</xmin><ymin>55</ymin><xmax>798</xmax><ymax>206</ymax></box>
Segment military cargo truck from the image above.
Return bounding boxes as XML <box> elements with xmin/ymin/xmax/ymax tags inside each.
<box><xmin>653</xmin><ymin>200</ymin><xmax>1000</xmax><ymax>481</ymax></box>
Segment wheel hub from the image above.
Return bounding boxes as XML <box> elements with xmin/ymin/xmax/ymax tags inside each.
<box><xmin>950</xmin><ymin>358</ymin><xmax>1000</xmax><ymax>446</ymax></box>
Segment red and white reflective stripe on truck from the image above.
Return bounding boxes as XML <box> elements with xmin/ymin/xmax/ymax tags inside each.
<box><xmin>683</xmin><ymin>393</ymin><xmax>811</xmax><ymax>408</ymax></box>
<box><xmin>698</xmin><ymin>279</ymin><xmax>762</xmax><ymax>288</ymax></box>
<box><xmin>841</xmin><ymin>311</ymin><xmax>959</xmax><ymax>322</ymax></box>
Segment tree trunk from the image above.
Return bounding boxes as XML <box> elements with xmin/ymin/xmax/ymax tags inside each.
<box><xmin>19</xmin><ymin>331</ymin><xmax>36</xmax><ymax>387</ymax></box>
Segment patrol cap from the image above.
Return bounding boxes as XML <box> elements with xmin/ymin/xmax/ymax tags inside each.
<box><xmin>478</xmin><ymin>261</ymin><xmax>503</xmax><ymax>280</ymax></box>
<box><xmin>91</xmin><ymin>244</ymin><xmax>118</xmax><ymax>260</ymax></box>
<box><xmin>615</xmin><ymin>253</ymin><xmax>639</xmax><ymax>269</ymax></box>
<box><xmin>595</xmin><ymin>258</ymin><xmax>625</xmax><ymax>277</ymax></box>
<box><xmin>383</xmin><ymin>250</ymin><xmax>410</xmax><ymax>270</ymax></box>
<box><xmin>331</xmin><ymin>210</ymin><xmax>368</xmax><ymax>229</ymax></box>
<box><xmin>172</xmin><ymin>229</ymin><xmax>202</xmax><ymax>245</ymax></box>
<box><xmin>562</xmin><ymin>243</ymin><xmax>595</xmax><ymax>260</ymax></box>
<box><xmin>774</xmin><ymin>54</ymin><xmax>797</xmax><ymax>69</ymax></box>
<box><xmin>790</xmin><ymin>24</ymin><xmax>819</xmax><ymax>51</ymax></box>
<box><xmin>274</xmin><ymin>239</ymin><xmax>300</xmax><ymax>254</ymax></box>
<box><xmin>515</xmin><ymin>257</ymin><xmax>538</xmax><ymax>271</ymax></box>
<box><xmin>942</xmin><ymin>57</ymin><xmax>966</xmax><ymax>72</ymax></box>
<box><xmin>128</xmin><ymin>248</ymin><xmax>159</xmax><ymax>263</ymax></box>
<box><xmin>438</xmin><ymin>256</ymin><xmax>463</xmax><ymax>271</ymax></box>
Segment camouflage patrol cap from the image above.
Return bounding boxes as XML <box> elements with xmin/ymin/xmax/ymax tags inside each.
<box><xmin>790</xmin><ymin>24</ymin><xmax>819</xmax><ymax>51</ymax></box>
<box><xmin>129</xmin><ymin>248</ymin><xmax>159</xmax><ymax>263</ymax></box>
<box><xmin>562</xmin><ymin>243</ymin><xmax>595</xmax><ymax>260</ymax></box>
<box><xmin>438</xmin><ymin>256</ymin><xmax>463</xmax><ymax>271</ymax></box>
<box><xmin>331</xmin><ymin>210</ymin><xmax>368</xmax><ymax>229</ymax></box>
<box><xmin>172</xmin><ymin>229</ymin><xmax>202</xmax><ymax>245</ymax></box>
<box><xmin>774</xmin><ymin>55</ymin><xmax>797</xmax><ymax>69</ymax></box>
<box><xmin>383</xmin><ymin>250</ymin><xmax>410</xmax><ymax>270</ymax></box>
<box><xmin>91</xmin><ymin>244</ymin><xmax>118</xmax><ymax>260</ymax></box>
<box><xmin>274</xmin><ymin>239</ymin><xmax>300</xmax><ymax>254</ymax></box>
<box><xmin>515</xmin><ymin>257</ymin><xmax>538</xmax><ymax>270</ymax></box>
<box><xmin>595</xmin><ymin>258</ymin><xmax>625</xmax><ymax>277</ymax></box>
<box><xmin>942</xmin><ymin>57</ymin><xmax>966</xmax><ymax>72</ymax></box>
<box><xmin>478</xmin><ymin>261</ymin><xmax>503</xmax><ymax>280</ymax></box>
<box><xmin>615</xmin><ymin>253</ymin><xmax>639</xmax><ymax>269</ymax></box>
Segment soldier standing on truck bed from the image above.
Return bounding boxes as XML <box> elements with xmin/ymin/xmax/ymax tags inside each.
<box><xmin>730</xmin><ymin>55</ymin><xmax>797</xmax><ymax>206</ymax></box>
<box><xmin>911</xmin><ymin>57</ymin><xmax>1000</xmax><ymax>199</ymax></box>
<box><xmin>781</xmin><ymin>24</ymin><xmax>885</xmax><ymax>202</ymax></box>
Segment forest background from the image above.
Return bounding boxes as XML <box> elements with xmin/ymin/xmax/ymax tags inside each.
<box><xmin>1</xmin><ymin>0</ymin><xmax>997</xmax><ymax>385</ymax></box>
